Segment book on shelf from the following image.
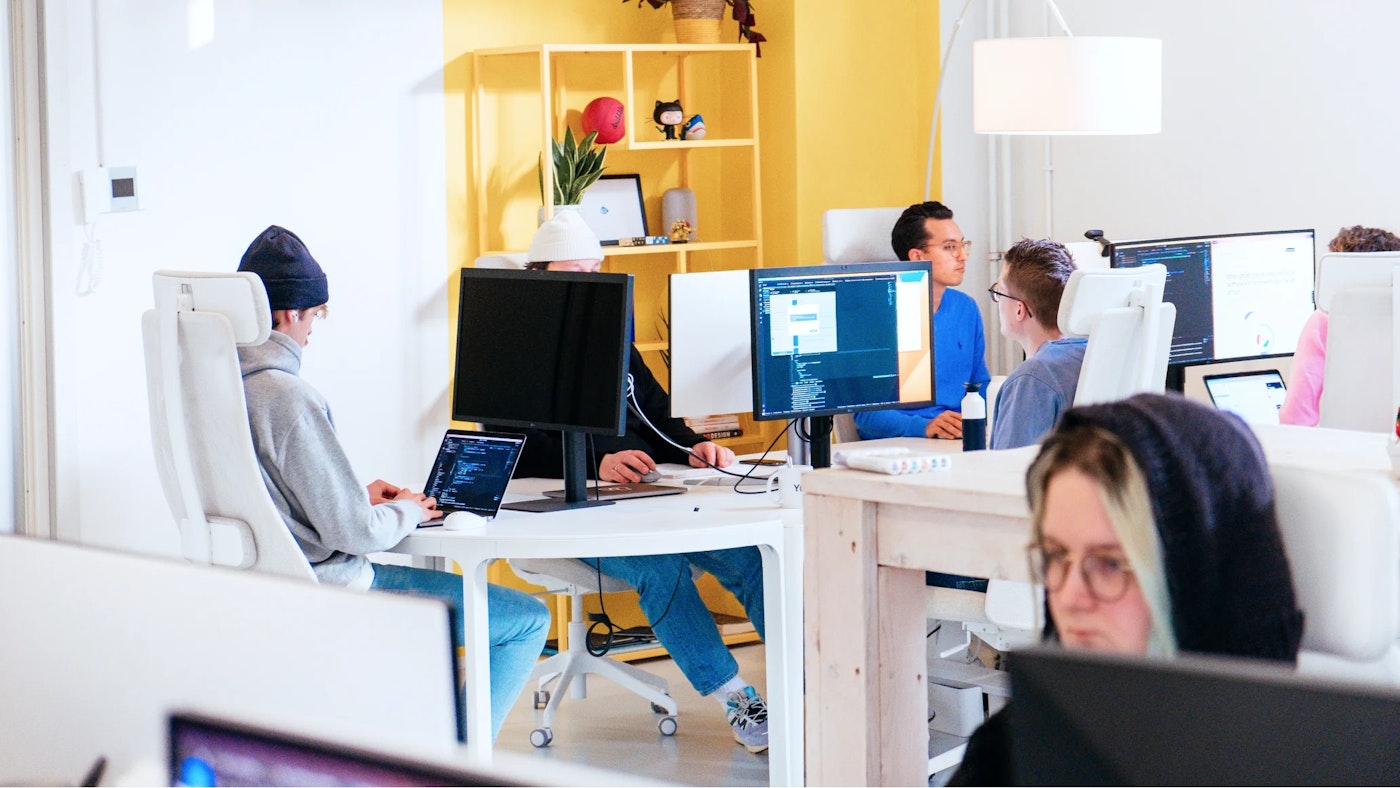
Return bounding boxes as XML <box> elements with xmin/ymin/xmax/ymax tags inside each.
<box><xmin>684</xmin><ymin>414</ymin><xmax>743</xmax><ymax>431</ymax></box>
<box><xmin>713</xmin><ymin>612</ymin><xmax>756</xmax><ymax>637</ymax></box>
<box><xmin>700</xmin><ymin>428</ymin><xmax>744</xmax><ymax>440</ymax></box>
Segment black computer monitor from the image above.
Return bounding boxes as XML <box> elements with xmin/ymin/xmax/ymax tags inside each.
<box><xmin>1009</xmin><ymin>646</ymin><xmax>1400</xmax><ymax>785</ymax></box>
<box><xmin>451</xmin><ymin>268</ymin><xmax>633</xmax><ymax>512</ymax></box>
<box><xmin>169</xmin><ymin>712</ymin><xmax>514</xmax><ymax>787</ymax></box>
<box><xmin>1111</xmin><ymin>229</ymin><xmax>1316</xmax><ymax>390</ymax></box>
<box><xmin>749</xmin><ymin>261</ymin><xmax>935</xmax><ymax>468</ymax></box>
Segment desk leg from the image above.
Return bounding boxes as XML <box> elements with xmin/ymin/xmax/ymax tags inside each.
<box><xmin>759</xmin><ymin>532</ymin><xmax>802</xmax><ymax>787</ymax></box>
<box><xmin>461</xmin><ymin>557</ymin><xmax>493</xmax><ymax>762</ymax></box>
<box><xmin>804</xmin><ymin>494</ymin><xmax>926</xmax><ymax>786</ymax></box>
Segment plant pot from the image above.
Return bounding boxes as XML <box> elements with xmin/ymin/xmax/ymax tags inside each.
<box><xmin>671</xmin><ymin>0</ymin><xmax>725</xmax><ymax>44</ymax></box>
<box><xmin>537</xmin><ymin>203</ymin><xmax>581</xmax><ymax>227</ymax></box>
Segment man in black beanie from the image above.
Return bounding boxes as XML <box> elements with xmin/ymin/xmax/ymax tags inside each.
<box><xmin>234</xmin><ymin>225</ymin><xmax>550</xmax><ymax>740</ymax></box>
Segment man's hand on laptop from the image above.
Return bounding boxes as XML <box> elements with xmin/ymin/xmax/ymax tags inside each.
<box><xmin>600</xmin><ymin>450</ymin><xmax>656</xmax><ymax>483</ymax></box>
<box><xmin>367</xmin><ymin>479</ymin><xmax>402</xmax><ymax>504</ymax></box>
<box><xmin>689</xmin><ymin>441</ymin><xmax>735</xmax><ymax>469</ymax></box>
<box><xmin>393</xmin><ymin>490</ymin><xmax>442</xmax><ymax>522</ymax></box>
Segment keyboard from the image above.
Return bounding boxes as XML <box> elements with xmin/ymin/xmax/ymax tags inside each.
<box><xmin>837</xmin><ymin>447</ymin><xmax>952</xmax><ymax>475</ymax></box>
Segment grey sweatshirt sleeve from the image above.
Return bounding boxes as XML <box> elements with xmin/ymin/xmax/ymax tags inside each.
<box><xmin>270</xmin><ymin>406</ymin><xmax>422</xmax><ymax>556</ymax></box>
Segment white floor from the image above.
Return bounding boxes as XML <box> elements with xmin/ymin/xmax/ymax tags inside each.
<box><xmin>494</xmin><ymin>641</ymin><xmax>977</xmax><ymax>786</ymax></box>
<box><xmin>496</xmin><ymin>643</ymin><xmax>772</xmax><ymax>786</ymax></box>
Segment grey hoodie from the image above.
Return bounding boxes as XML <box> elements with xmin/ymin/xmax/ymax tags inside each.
<box><xmin>237</xmin><ymin>331</ymin><xmax>421</xmax><ymax>588</ymax></box>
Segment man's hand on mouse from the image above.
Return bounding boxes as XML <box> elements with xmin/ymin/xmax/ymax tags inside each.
<box><xmin>600</xmin><ymin>450</ymin><xmax>656</xmax><ymax>483</ymax></box>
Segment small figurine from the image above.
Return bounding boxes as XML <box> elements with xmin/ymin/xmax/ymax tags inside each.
<box><xmin>669</xmin><ymin>219</ymin><xmax>693</xmax><ymax>243</ymax></box>
<box><xmin>654</xmin><ymin>100</ymin><xmax>684</xmax><ymax>140</ymax></box>
<box><xmin>681</xmin><ymin>114</ymin><xmax>706</xmax><ymax>141</ymax></box>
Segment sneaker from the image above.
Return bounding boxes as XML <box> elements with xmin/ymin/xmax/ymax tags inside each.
<box><xmin>725</xmin><ymin>686</ymin><xmax>769</xmax><ymax>753</ymax></box>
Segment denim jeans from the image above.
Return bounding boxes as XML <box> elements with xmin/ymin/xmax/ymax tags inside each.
<box><xmin>370</xmin><ymin>563</ymin><xmax>550</xmax><ymax>740</ymax></box>
<box><xmin>582</xmin><ymin>546</ymin><xmax>765</xmax><ymax>696</ymax></box>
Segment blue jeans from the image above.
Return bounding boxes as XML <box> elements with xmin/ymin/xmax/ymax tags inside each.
<box><xmin>582</xmin><ymin>547</ymin><xmax>765</xmax><ymax>696</ymax></box>
<box><xmin>370</xmin><ymin>563</ymin><xmax>550</xmax><ymax>740</ymax></box>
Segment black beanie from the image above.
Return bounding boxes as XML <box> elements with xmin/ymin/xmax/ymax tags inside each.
<box><xmin>1051</xmin><ymin>393</ymin><xmax>1304</xmax><ymax>663</ymax></box>
<box><xmin>237</xmin><ymin>225</ymin><xmax>329</xmax><ymax>311</ymax></box>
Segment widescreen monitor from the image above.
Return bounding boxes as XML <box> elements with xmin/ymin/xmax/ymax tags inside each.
<box><xmin>749</xmin><ymin>261</ymin><xmax>934</xmax><ymax>467</ymax></box>
<box><xmin>1009</xmin><ymin>646</ymin><xmax>1400</xmax><ymax>785</ymax></box>
<box><xmin>169</xmin><ymin>713</ymin><xmax>511</xmax><ymax>787</ymax></box>
<box><xmin>1112</xmin><ymin>229</ymin><xmax>1316</xmax><ymax>387</ymax></box>
<box><xmin>451</xmin><ymin>268</ymin><xmax>633</xmax><ymax>511</ymax></box>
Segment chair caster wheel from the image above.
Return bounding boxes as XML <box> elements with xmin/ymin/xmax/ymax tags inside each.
<box><xmin>529</xmin><ymin>727</ymin><xmax>554</xmax><ymax>748</ymax></box>
<box><xmin>534</xmin><ymin>690</ymin><xmax>550</xmax><ymax>710</ymax></box>
<box><xmin>658</xmin><ymin>716</ymin><xmax>678</xmax><ymax>736</ymax></box>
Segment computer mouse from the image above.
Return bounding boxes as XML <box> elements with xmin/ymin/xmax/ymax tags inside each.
<box><xmin>640</xmin><ymin>469</ymin><xmax>661</xmax><ymax>483</ymax></box>
<box><xmin>443</xmin><ymin>511</ymin><xmax>488</xmax><ymax>531</ymax></box>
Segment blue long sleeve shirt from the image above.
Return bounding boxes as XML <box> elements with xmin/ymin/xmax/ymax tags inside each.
<box><xmin>853</xmin><ymin>288</ymin><xmax>991</xmax><ymax>439</ymax></box>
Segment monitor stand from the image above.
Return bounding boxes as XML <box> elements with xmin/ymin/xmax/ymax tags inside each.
<box><xmin>808</xmin><ymin>415</ymin><xmax>833</xmax><ymax>469</ymax></box>
<box><xmin>502</xmin><ymin>432</ymin><xmax>615</xmax><ymax>513</ymax></box>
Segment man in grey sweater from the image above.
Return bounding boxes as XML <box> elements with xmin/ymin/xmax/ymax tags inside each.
<box><xmin>235</xmin><ymin>225</ymin><xmax>549</xmax><ymax>740</ymax></box>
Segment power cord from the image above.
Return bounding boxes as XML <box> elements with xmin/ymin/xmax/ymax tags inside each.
<box><xmin>586</xmin><ymin>557</ymin><xmax>686</xmax><ymax>658</ymax></box>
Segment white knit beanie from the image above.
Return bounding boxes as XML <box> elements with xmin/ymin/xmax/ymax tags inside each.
<box><xmin>528</xmin><ymin>210</ymin><xmax>605</xmax><ymax>264</ymax></box>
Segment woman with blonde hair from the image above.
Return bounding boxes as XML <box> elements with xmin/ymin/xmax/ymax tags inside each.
<box><xmin>950</xmin><ymin>394</ymin><xmax>1303</xmax><ymax>785</ymax></box>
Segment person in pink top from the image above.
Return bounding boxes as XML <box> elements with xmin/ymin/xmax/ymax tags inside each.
<box><xmin>1280</xmin><ymin>225</ymin><xmax>1400</xmax><ymax>425</ymax></box>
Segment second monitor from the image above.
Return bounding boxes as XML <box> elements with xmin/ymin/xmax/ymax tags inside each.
<box><xmin>750</xmin><ymin>261</ymin><xmax>935</xmax><ymax>467</ymax></box>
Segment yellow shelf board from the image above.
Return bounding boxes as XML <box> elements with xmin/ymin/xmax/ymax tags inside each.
<box><xmin>627</xmin><ymin>138</ymin><xmax>756</xmax><ymax>151</ymax></box>
<box><xmin>607</xmin><ymin>239</ymin><xmax>758</xmax><ymax>256</ymax></box>
<box><xmin>634</xmin><ymin>340</ymin><xmax>667</xmax><ymax>353</ymax></box>
<box><xmin>477</xmin><ymin>43</ymin><xmax>755</xmax><ymax>57</ymax></box>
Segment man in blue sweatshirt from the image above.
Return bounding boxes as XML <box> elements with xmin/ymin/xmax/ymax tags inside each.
<box><xmin>853</xmin><ymin>201</ymin><xmax>991</xmax><ymax>440</ymax></box>
<box><xmin>234</xmin><ymin>225</ymin><xmax>549</xmax><ymax>741</ymax></box>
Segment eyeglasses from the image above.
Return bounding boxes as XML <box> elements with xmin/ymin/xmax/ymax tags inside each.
<box><xmin>928</xmin><ymin>239</ymin><xmax>973</xmax><ymax>256</ymax></box>
<box><xmin>987</xmin><ymin>286</ymin><xmax>1033</xmax><ymax>319</ymax></box>
<box><xmin>1028</xmin><ymin>544</ymin><xmax>1135</xmax><ymax>603</ymax></box>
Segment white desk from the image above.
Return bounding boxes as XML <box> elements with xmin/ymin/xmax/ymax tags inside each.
<box><xmin>390</xmin><ymin>478</ymin><xmax>805</xmax><ymax>786</ymax></box>
<box><xmin>801</xmin><ymin>424</ymin><xmax>1395</xmax><ymax>785</ymax></box>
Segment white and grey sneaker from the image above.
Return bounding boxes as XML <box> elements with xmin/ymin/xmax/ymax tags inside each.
<box><xmin>725</xmin><ymin>685</ymin><xmax>769</xmax><ymax>753</ymax></box>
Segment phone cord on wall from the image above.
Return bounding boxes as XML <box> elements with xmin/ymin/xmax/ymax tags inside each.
<box><xmin>77</xmin><ymin>224</ymin><xmax>104</xmax><ymax>296</ymax></box>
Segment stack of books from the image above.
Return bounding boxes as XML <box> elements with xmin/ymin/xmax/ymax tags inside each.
<box><xmin>683</xmin><ymin>414</ymin><xmax>743</xmax><ymax>440</ymax></box>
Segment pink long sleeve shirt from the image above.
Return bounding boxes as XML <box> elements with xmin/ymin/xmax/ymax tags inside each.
<box><xmin>1279</xmin><ymin>310</ymin><xmax>1328</xmax><ymax>426</ymax></box>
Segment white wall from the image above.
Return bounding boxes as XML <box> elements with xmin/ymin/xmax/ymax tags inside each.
<box><xmin>0</xmin><ymin>4</ymin><xmax>19</xmax><ymax>534</ymax></box>
<box><xmin>43</xmin><ymin>1</ymin><xmax>448</xmax><ymax>554</ymax></box>
<box><xmin>942</xmin><ymin>0</ymin><xmax>1400</xmax><ymax>376</ymax></box>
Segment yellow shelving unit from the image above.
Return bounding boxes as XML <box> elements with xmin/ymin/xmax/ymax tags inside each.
<box><xmin>472</xmin><ymin>42</ymin><xmax>772</xmax><ymax>659</ymax></box>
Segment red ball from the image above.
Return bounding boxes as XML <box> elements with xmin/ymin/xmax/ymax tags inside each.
<box><xmin>581</xmin><ymin>97</ymin><xmax>626</xmax><ymax>145</ymax></box>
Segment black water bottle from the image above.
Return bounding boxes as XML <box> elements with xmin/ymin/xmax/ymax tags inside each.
<box><xmin>962</xmin><ymin>382</ymin><xmax>986</xmax><ymax>452</ymax></box>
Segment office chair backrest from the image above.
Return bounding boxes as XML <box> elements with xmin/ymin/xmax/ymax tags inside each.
<box><xmin>1058</xmin><ymin>264</ymin><xmax>1176</xmax><ymax>406</ymax></box>
<box><xmin>142</xmin><ymin>271</ymin><xmax>316</xmax><ymax>581</ymax></box>
<box><xmin>1271</xmin><ymin>464</ymin><xmax>1400</xmax><ymax>673</ymax></box>
<box><xmin>474</xmin><ymin>253</ymin><xmax>529</xmax><ymax>270</ymax></box>
<box><xmin>821</xmin><ymin>207</ymin><xmax>906</xmax><ymax>264</ymax></box>
<box><xmin>1315</xmin><ymin>253</ymin><xmax>1400</xmax><ymax>432</ymax></box>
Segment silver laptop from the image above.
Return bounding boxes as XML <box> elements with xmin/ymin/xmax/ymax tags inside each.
<box><xmin>1202</xmin><ymin>370</ymin><xmax>1287</xmax><ymax>425</ymax></box>
<box><xmin>417</xmin><ymin>429</ymin><xmax>526</xmax><ymax>527</ymax></box>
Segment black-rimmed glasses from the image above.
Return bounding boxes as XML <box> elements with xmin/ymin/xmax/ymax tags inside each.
<box><xmin>1028</xmin><ymin>544</ymin><xmax>1135</xmax><ymax>603</ymax></box>
<box><xmin>988</xmin><ymin>286</ymin><xmax>1033</xmax><ymax>319</ymax></box>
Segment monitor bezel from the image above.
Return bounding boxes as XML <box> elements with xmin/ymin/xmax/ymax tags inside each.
<box><xmin>1110</xmin><ymin>228</ymin><xmax>1316</xmax><ymax>374</ymax></box>
<box><xmin>449</xmin><ymin>267</ymin><xmax>632</xmax><ymax>436</ymax></box>
<box><xmin>748</xmin><ymin>260</ymin><xmax>936</xmax><ymax>422</ymax></box>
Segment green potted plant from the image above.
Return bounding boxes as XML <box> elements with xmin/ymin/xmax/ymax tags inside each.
<box><xmin>539</xmin><ymin>127</ymin><xmax>608</xmax><ymax>209</ymax></box>
<box><xmin>625</xmin><ymin>0</ymin><xmax>766</xmax><ymax>53</ymax></box>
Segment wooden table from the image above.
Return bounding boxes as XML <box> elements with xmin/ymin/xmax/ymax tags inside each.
<box><xmin>801</xmin><ymin>424</ymin><xmax>1394</xmax><ymax>786</ymax></box>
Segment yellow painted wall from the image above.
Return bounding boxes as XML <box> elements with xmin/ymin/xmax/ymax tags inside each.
<box><xmin>444</xmin><ymin>0</ymin><xmax>939</xmax><ymax>273</ymax></box>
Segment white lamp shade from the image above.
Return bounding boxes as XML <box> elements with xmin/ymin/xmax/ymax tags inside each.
<box><xmin>972</xmin><ymin>37</ymin><xmax>1162</xmax><ymax>135</ymax></box>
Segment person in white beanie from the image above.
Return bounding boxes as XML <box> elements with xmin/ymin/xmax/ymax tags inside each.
<box><xmin>501</xmin><ymin>210</ymin><xmax>772</xmax><ymax>754</ymax></box>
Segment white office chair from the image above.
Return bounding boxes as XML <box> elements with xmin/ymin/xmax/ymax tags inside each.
<box><xmin>821</xmin><ymin>207</ymin><xmax>906</xmax><ymax>264</ymax></box>
<box><xmin>507</xmin><ymin>558</ymin><xmax>680</xmax><ymax>747</ymax></box>
<box><xmin>1271</xmin><ymin>464</ymin><xmax>1400</xmax><ymax>684</ymax></box>
<box><xmin>1058</xmin><ymin>264</ymin><xmax>1177</xmax><ymax>406</ymax></box>
<box><xmin>474</xmin><ymin>253</ymin><xmax>529</xmax><ymax>270</ymax></box>
<box><xmin>1315</xmin><ymin>252</ymin><xmax>1400</xmax><ymax>432</ymax></box>
<box><xmin>141</xmin><ymin>271</ymin><xmax>316</xmax><ymax>581</ymax></box>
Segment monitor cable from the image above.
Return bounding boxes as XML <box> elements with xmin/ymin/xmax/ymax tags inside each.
<box><xmin>624</xmin><ymin>373</ymin><xmax>793</xmax><ymax>494</ymax></box>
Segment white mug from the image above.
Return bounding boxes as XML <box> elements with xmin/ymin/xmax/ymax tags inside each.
<box><xmin>765</xmin><ymin>464</ymin><xmax>810</xmax><ymax>509</ymax></box>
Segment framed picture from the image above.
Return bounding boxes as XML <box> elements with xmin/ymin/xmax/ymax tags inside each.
<box><xmin>577</xmin><ymin>174</ymin><xmax>648</xmax><ymax>244</ymax></box>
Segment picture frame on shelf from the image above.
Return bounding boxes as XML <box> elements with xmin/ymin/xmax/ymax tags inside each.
<box><xmin>578</xmin><ymin>174</ymin><xmax>648</xmax><ymax>245</ymax></box>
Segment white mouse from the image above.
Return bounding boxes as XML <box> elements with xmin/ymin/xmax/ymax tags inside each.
<box><xmin>442</xmin><ymin>511</ymin><xmax>489</xmax><ymax>531</ymax></box>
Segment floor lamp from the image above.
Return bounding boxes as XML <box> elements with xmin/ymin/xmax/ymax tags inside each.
<box><xmin>923</xmin><ymin>0</ymin><xmax>1162</xmax><ymax>200</ymax></box>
